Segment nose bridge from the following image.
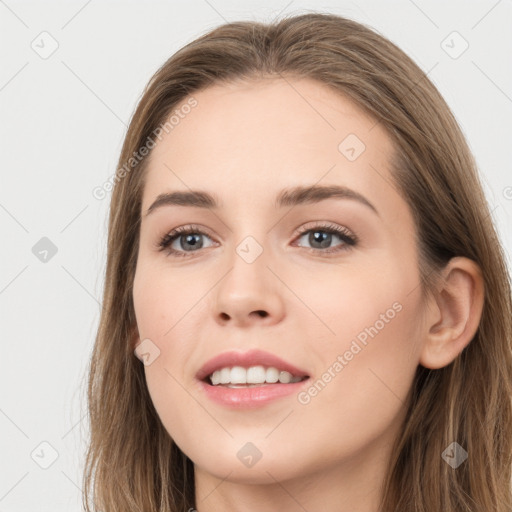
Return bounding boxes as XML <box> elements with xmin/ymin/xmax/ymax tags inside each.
<box><xmin>212</xmin><ymin>229</ymin><xmax>285</xmax><ymax>324</ymax></box>
<box><xmin>223</xmin><ymin>208</ymin><xmax>275</xmax><ymax>271</ymax></box>
<box><xmin>226</xmin><ymin>232</ymin><xmax>272</xmax><ymax>295</ymax></box>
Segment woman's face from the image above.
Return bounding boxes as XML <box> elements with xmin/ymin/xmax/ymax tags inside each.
<box><xmin>133</xmin><ymin>77</ymin><xmax>428</xmax><ymax>493</ymax></box>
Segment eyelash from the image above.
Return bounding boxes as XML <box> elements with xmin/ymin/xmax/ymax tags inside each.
<box><xmin>157</xmin><ymin>222</ymin><xmax>358</xmax><ymax>258</ymax></box>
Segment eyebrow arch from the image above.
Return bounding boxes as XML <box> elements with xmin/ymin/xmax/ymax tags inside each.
<box><xmin>144</xmin><ymin>184</ymin><xmax>379</xmax><ymax>217</ymax></box>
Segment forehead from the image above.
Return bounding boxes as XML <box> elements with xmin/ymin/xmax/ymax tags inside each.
<box><xmin>147</xmin><ymin>76</ymin><xmax>392</xmax><ymax>158</ymax></box>
<box><xmin>141</xmin><ymin>77</ymin><xmax>401</xmax><ymax>218</ymax></box>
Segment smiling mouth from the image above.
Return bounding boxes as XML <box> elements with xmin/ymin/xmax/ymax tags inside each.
<box><xmin>203</xmin><ymin>365</ymin><xmax>310</xmax><ymax>387</ymax></box>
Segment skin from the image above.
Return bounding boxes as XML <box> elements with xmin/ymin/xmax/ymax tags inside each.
<box><xmin>131</xmin><ymin>77</ymin><xmax>484</xmax><ymax>511</ymax></box>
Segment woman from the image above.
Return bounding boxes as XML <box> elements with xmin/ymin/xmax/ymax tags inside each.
<box><xmin>82</xmin><ymin>12</ymin><xmax>512</xmax><ymax>512</ymax></box>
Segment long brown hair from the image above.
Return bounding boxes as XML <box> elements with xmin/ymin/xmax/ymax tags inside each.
<box><xmin>82</xmin><ymin>12</ymin><xmax>512</xmax><ymax>511</ymax></box>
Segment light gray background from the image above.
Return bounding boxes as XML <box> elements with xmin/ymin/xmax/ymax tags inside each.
<box><xmin>1</xmin><ymin>0</ymin><xmax>511</xmax><ymax>510</ymax></box>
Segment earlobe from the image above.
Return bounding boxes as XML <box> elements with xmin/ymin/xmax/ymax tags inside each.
<box><xmin>419</xmin><ymin>257</ymin><xmax>485</xmax><ymax>370</ymax></box>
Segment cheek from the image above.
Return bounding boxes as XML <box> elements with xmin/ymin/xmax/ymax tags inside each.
<box><xmin>132</xmin><ymin>261</ymin><xmax>210</xmax><ymax>395</ymax></box>
<box><xmin>299</xmin><ymin>254</ymin><xmax>423</xmax><ymax>406</ymax></box>
<box><xmin>132</xmin><ymin>265</ymin><xmax>197</xmax><ymax>420</ymax></box>
<box><xmin>132</xmin><ymin>261</ymin><xmax>206</xmax><ymax>344</ymax></box>
<box><xmin>292</xmin><ymin>255</ymin><xmax>413</xmax><ymax>345</ymax></box>
<box><xmin>291</xmin><ymin>294</ymin><xmax>422</xmax><ymax>466</ymax></box>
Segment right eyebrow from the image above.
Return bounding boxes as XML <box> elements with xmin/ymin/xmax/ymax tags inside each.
<box><xmin>145</xmin><ymin>190</ymin><xmax>219</xmax><ymax>217</ymax></box>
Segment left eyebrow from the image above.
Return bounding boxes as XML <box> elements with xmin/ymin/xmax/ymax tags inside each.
<box><xmin>275</xmin><ymin>184</ymin><xmax>379</xmax><ymax>216</ymax></box>
<box><xmin>144</xmin><ymin>184</ymin><xmax>379</xmax><ymax>217</ymax></box>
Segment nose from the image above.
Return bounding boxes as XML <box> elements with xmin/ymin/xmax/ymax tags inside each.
<box><xmin>213</xmin><ymin>244</ymin><xmax>286</xmax><ymax>327</ymax></box>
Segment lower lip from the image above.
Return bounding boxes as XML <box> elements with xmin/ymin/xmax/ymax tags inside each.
<box><xmin>198</xmin><ymin>379</ymin><xmax>310</xmax><ymax>408</ymax></box>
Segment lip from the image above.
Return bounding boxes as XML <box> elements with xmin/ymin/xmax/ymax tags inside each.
<box><xmin>195</xmin><ymin>348</ymin><xmax>309</xmax><ymax>382</ymax></box>
<box><xmin>198</xmin><ymin>379</ymin><xmax>310</xmax><ymax>409</ymax></box>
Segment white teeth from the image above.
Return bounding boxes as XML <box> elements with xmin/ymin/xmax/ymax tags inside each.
<box><xmin>266</xmin><ymin>367</ymin><xmax>279</xmax><ymax>383</ymax></box>
<box><xmin>279</xmin><ymin>371</ymin><xmax>292</xmax><ymax>384</ymax></box>
<box><xmin>247</xmin><ymin>365</ymin><xmax>266</xmax><ymax>383</ymax></box>
<box><xmin>231</xmin><ymin>366</ymin><xmax>246</xmax><ymax>384</ymax></box>
<box><xmin>220</xmin><ymin>367</ymin><xmax>231</xmax><ymax>384</ymax></box>
<box><xmin>208</xmin><ymin>365</ymin><xmax>304</xmax><ymax>386</ymax></box>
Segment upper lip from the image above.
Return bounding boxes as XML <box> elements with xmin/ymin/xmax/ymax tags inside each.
<box><xmin>196</xmin><ymin>349</ymin><xmax>309</xmax><ymax>382</ymax></box>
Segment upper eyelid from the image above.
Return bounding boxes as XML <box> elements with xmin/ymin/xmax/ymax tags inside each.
<box><xmin>163</xmin><ymin>223</ymin><xmax>352</xmax><ymax>241</ymax></box>
<box><xmin>160</xmin><ymin>222</ymin><xmax>355</xmax><ymax>246</ymax></box>
<box><xmin>294</xmin><ymin>221</ymin><xmax>352</xmax><ymax>234</ymax></box>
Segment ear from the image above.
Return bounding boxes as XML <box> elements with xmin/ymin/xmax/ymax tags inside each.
<box><xmin>419</xmin><ymin>256</ymin><xmax>485</xmax><ymax>369</ymax></box>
